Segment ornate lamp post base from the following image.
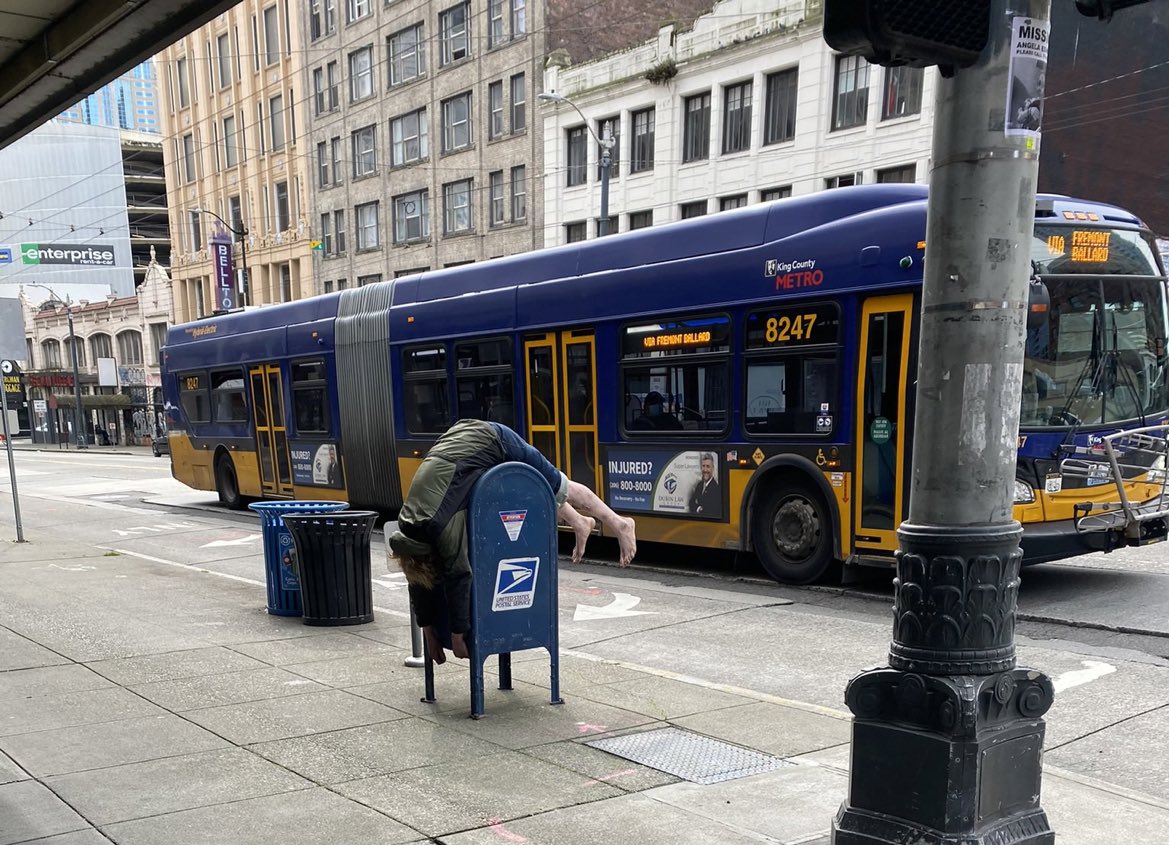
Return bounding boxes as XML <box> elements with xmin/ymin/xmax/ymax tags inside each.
<box><xmin>832</xmin><ymin>524</ymin><xmax>1055</xmax><ymax>845</ymax></box>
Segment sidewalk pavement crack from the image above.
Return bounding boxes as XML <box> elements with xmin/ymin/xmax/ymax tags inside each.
<box><xmin>1045</xmin><ymin>700</ymin><xmax>1169</xmax><ymax>753</ymax></box>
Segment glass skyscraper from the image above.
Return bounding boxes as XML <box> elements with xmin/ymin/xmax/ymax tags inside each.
<box><xmin>58</xmin><ymin>61</ymin><xmax>160</xmax><ymax>133</ymax></box>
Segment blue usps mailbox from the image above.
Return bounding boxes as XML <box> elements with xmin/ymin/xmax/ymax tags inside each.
<box><xmin>422</xmin><ymin>462</ymin><xmax>562</xmax><ymax>719</ymax></box>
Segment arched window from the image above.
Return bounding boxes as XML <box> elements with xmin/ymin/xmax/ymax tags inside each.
<box><xmin>64</xmin><ymin>336</ymin><xmax>86</xmax><ymax>368</ymax></box>
<box><xmin>41</xmin><ymin>339</ymin><xmax>62</xmax><ymax>369</ymax></box>
<box><xmin>117</xmin><ymin>330</ymin><xmax>144</xmax><ymax>365</ymax></box>
<box><xmin>90</xmin><ymin>333</ymin><xmax>113</xmax><ymax>361</ymax></box>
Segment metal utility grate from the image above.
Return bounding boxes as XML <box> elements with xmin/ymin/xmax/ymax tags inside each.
<box><xmin>586</xmin><ymin>727</ymin><xmax>792</xmax><ymax>785</ymax></box>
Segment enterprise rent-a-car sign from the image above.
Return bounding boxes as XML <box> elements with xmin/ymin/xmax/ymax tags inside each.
<box><xmin>19</xmin><ymin>243</ymin><xmax>116</xmax><ymax>266</ymax></box>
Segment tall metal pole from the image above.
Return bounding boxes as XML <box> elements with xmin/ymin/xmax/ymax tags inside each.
<box><xmin>598</xmin><ymin>123</ymin><xmax>612</xmax><ymax>237</ymax></box>
<box><xmin>833</xmin><ymin>2</ymin><xmax>1054</xmax><ymax>844</ymax></box>
<box><xmin>238</xmin><ymin>226</ymin><xmax>250</xmax><ymax>306</ymax></box>
<box><xmin>1</xmin><ymin>381</ymin><xmax>26</xmax><ymax>542</ymax></box>
<box><xmin>66</xmin><ymin>306</ymin><xmax>87</xmax><ymax>449</ymax></box>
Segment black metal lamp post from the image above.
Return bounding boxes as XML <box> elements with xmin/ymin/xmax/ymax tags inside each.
<box><xmin>194</xmin><ymin>206</ymin><xmax>249</xmax><ymax>306</ymax></box>
<box><xmin>538</xmin><ymin>92</ymin><xmax>615</xmax><ymax>237</ymax></box>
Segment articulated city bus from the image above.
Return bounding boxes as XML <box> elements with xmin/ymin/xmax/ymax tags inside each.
<box><xmin>160</xmin><ymin>184</ymin><xmax>1169</xmax><ymax>583</ymax></box>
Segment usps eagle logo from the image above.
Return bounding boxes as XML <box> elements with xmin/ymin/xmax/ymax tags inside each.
<box><xmin>491</xmin><ymin>557</ymin><xmax>539</xmax><ymax>611</ymax></box>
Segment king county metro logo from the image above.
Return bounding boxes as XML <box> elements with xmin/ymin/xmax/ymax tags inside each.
<box><xmin>491</xmin><ymin>557</ymin><xmax>539</xmax><ymax>612</ymax></box>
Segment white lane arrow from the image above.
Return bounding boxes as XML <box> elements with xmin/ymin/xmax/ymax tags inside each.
<box><xmin>201</xmin><ymin>534</ymin><xmax>263</xmax><ymax>549</ymax></box>
<box><xmin>372</xmin><ymin>577</ymin><xmax>406</xmax><ymax>591</ymax></box>
<box><xmin>573</xmin><ymin>592</ymin><xmax>656</xmax><ymax>622</ymax></box>
<box><xmin>1052</xmin><ymin>660</ymin><xmax>1116</xmax><ymax>693</ymax></box>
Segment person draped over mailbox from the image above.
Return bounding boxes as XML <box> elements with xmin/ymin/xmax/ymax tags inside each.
<box><xmin>388</xmin><ymin>419</ymin><xmax>637</xmax><ymax>663</ymax></box>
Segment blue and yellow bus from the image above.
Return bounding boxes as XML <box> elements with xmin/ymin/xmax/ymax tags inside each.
<box><xmin>161</xmin><ymin>184</ymin><xmax>1169</xmax><ymax>583</ymax></box>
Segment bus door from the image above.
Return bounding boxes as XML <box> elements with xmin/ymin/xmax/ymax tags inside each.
<box><xmin>523</xmin><ymin>330</ymin><xmax>600</xmax><ymax>493</ymax></box>
<box><xmin>854</xmin><ymin>295</ymin><xmax>914</xmax><ymax>553</ymax></box>
<box><xmin>249</xmin><ymin>364</ymin><xmax>294</xmax><ymax>497</ymax></box>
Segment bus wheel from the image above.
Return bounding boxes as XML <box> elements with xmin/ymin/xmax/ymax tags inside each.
<box><xmin>753</xmin><ymin>482</ymin><xmax>832</xmax><ymax>584</ymax></box>
<box><xmin>215</xmin><ymin>456</ymin><xmax>244</xmax><ymax>510</ymax></box>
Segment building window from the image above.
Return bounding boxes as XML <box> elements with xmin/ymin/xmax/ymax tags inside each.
<box><xmin>488</xmin><ymin>0</ymin><xmax>504</xmax><ymax>47</ymax></box>
<box><xmin>182</xmin><ymin>133</ymin><xmax>196</xmax><ymax>182</ymax></box>
<box><xmin>334</xmin><ymin>209</ymin><xmax>346</xmax><ymax>253</ymax></box>
<box><xmin>832</xmin><ymin>55</ymin><xmax>870</xmax><ymax>131</ymax></box>
<box><xmin>346</xmin><ymin>0</ymin><xmax>370</xmax><ymax>24</ymax></box>
<box><xmin>488</xmin><ymin>81</ymin><xmax>504</xmax><ymax>139</ymax></box>
<box><xmin>489</xmin><ymin>171</ymin><xmax>505</xmax><ymax>225</ymax></box>
<box><xmin>565</xmin><ymin>222</ymin><xmax>586</xmax><ymax>243</ymax></box>
<box><xmin>443</xmin><ymin>179</ymin><xmax>473</xmax><ymax>234</ymax></box>
<box><xmin>117</xmin><ymin>330</ymin><xmax>144</xmax><ymax>365</ymax></box>
<box><xmin>317</xmin><ymin>142</ymin><xmax>330</xmax><ymax>187</ymax></box>
<box><xmin>189</xmin><ymin>210</ymin><xmax>203</xmax><ymax>250</ymax></box>
<box><xmin>90</xmin><ymin>333</ymin><xmax>113</xmax><ymax>361</ymax></box>
<box><xmin>826</xmin><ymin>173</ymin><xmax>860</xmax><ymax>189</ymax></box>
<box><xmin>763</xmin><ymin>68</ymin><xmax>798</xmax><ymax>145</ymax></box>
<box><xmin>390</xmin><ymin>108</ymin><xmax>428</xmax><ymax>166</ymax></box>
<box><xmin>441</xmin><ymin>92</ymin><xmax>472</xmax><ymax>153</ymax></box>
<box><xmin>629</xmin><ymin>210</ymin><xmax>653</xmax><ymax>230</ymax></box>
<box><xmin>349</xmin><ymin>47</ymin><xmax>373</xmax><ymax>101</ymax></box>
<box><xmin>336</xmin><ymin>278</ymin><xmax>347</xmax><ymax>291</ymax></box>
<box><xmin>351</xmin><ymin>124</ymin><xmax>376</xmax><ymax>177</ymax></box>
<box><xmin>510</xmin><ymin>165</ymin><xmax>526</xmax><ymax>221</ymax></box>
<box><xmin>566</xmin><ymin>126</ymin><xmax>587</xmax><ymax>187</ymax></box>
<box><xmin>279</xmin><ymin>264</ymin><xmax>292</xmax><ymax>302</ymax></box>
<box><xmin>177</xmin><ymin>57</ymin><xmax>190</xmax><ymax>107</ymax></box>
<box><xmin>309</xmin><ymin>0</ymin><xmax>323</xmax><ymax>39</ymax></box>
<box><xmin>511</xmin><ymin>0</ymin><xmax>525</xmax><ymax>35</ymax></box>
<box><xmin>217</xmin><ymin>33</ymin><xmax>231</xmax><ymax>88</ymax></box>
<box><xmin>388</xmin><ymin>24</ymin><xmax>425</xmax><ymax>86</ymax></box>
<box><xmin>358</xmin><ymin>274</ymin><xmax>382</xmax><ymax>287</ymax></box>
<box><xmin>722</xmin><ymin>81</ymin><xmax>752</xmax><ymax>154</ymax></box>
<box><xmin>331</xmin><ymin>136</ymin><xmax>343</xmax><ymax>185</ymax></box>
<box><xmin>720</xmin><ymin>194</ymin><xmax>748</xmax><ymax>211</ymax></box>
<box><xmin>229</xmin><ymin>195</ymin><xmax>243</xmax><ymax>240</ymax></box>
<box><xmin>269</xmin><ymin>94</ymin><xmax>285</xmax><ymax>150</ymax></box>
<box><xmin>630</xmin><ymin>107</ymin><xmax>654</xmax><ymax>173</ymax></box>
<box><xmin>760</xmin><ymin>186</ymin><xmax>792</xmax><ymax>202</ymax></box>
<box><xmin>263</xmin><ymin>5</ymin><xmax>280</xmax><ymax>65</ymax></box>
<box><xmin>149</xmin><ymin>323</ymin><xmax>168</xmax><ymax>362</ymax></box>
<box><xmin>877</xmin><ymin>164</ymin><xmax>916</xmax><ymax>183</ymax></box>
<box><xmin>439</xmin><ymin>3</ymin><xmax>470</xmax><ymax>66</ymax></box>
<box><xmin>510</xmin><ymin>73</ymin><xmax>525</xmax><ymax>133</ymax></box>
<box><xmin>313</xmin><ymin>67</ymin><xmax>325</xmax><ymax>114</ymax></box>
<box><xmin>597</xmin><ymin>117</ymin><xmax>619</xmax><ymax>179</ymax></box>
<box><xmin>394</xmin><ymin>190</ymin><xmax>430</xmax><ymax>243</ymax></box>
<box><xmin>320</xmin><ymin>212</ymin><xmax>333</xmax><ymax>254</ymax></box>
<box><xmin>683</xmin><ymin>92</ymin><xmax>711</xmax><ymax>162</ymax></box>
<box><xmin>223</xmin><ymin>116</ymin><xmax>238</xmax><ymax>167</ymax></box>
<box><xmin>42</xmin><ymin>340</ymin><xmax>61</xmax><ymax>369</ymax></box>
<box><xmin>275</xmin><ymin>181</ymin><xmax>289</xmax><ymax>231</ymax></box>
<box><xmin>326</xmin><ymin>61</ymin><xmax>339</xmax><ymax>110</ymax></box>
<box><xmin>680</xmin><ymin>200</ymin><xmax>707</xmax><ymax>219</ymax></box>
<box><xmin>355</xmin><ymin>201</ymin><xmax>379</xmax><ymax>249</ymax></box>
<box><xmin>882</xmin><ymin>66</ymin><xmax>923</xmax><ymax>120</ymax></box>
<box><xmin>64</xmin><ymin>337</ymin><xmax>85</xmax><ymax>368</ymax></box>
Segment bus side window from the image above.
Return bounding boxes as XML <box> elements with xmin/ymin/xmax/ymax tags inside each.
<box><xmin>211</xmin><ymin>369</ymin><xmax>248</xmax><ymax>423</ymax></box>
<box><xmin>403</xmin><ymin>344</ymin><xmax>450</xmax><ymax>434</ymax></box>
<box><xmin>179</xmin><ymin>372</ymin><xmax>211</xmax><ymax>424</ymax></box>
<box><xmin>291</xmin><ymin>360</ymin><xmax>331</xmax><ymax>434</ymax></box>
<box><xmin>455</xmin><ymin>337</ymin><xmax>514</xmax><ymax>426</ymax></box>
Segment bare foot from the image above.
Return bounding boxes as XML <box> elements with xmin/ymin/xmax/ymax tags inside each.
<box><xmin>451</xmin><ymin>632</ymin><xmax>470</xmax><ymax>659</ymax></box>
<box><xmin>572</xmin><ymin>515</ymin><xmax>596</xmax><ymax>563</ymax></box>
<box><xmin>615</xmin><ymin>516</ymin><xmax>637</xmax><ymax>566</ymax></box>
<box><xmin>423</xmin><ymin>627</ymin><xmax>446</xmax><ymax>665</ymax></box>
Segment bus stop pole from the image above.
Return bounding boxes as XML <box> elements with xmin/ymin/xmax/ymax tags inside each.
<box><xmin>1</xmin><ymin>384</ymin><xmax>26</xmax><ymax>543</ymax></box>
<box><xmin>832</xmin><ymin>1</ymin><xmax>1055</xmax><ymax>843</ymax></box>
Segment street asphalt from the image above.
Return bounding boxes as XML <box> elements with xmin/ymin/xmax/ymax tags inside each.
<box><xmin>2</xmin><ymin>443</ymin><xmax>1169</xmax><ymax>843</ymax></box>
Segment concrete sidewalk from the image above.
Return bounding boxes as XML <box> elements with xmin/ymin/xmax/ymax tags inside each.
<box><xmin>1</xmin><ymin>537</ymin><xmax>1167</xmax><ymax>844</ymax></box>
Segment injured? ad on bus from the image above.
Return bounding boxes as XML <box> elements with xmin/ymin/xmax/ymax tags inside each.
<box><xmin>606</xmin><ymin>447</ymin><xmax>723</xmax><ymax>520</ymax></box>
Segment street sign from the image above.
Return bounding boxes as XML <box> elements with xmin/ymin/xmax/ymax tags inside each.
<box><xmin>0</xmin><ymin>299</ymin><xmax>25</xmax><ymax>360</ymax></box>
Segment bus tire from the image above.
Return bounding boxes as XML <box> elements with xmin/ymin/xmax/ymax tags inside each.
<box><xmin>752</xmin><ymin>480</ymin><xmax>833</xmax><ymax>584</ymax></box>
<box><xmin>215</xmin><ymin>455</ymin><xmax>244</xmax><ymax>510</ymax></box>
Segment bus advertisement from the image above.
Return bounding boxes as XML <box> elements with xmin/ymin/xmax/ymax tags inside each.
<box><xmin>160</xmin><ymin>185</ymin><xmax>1169</xmax><ymax>584</ymax></box>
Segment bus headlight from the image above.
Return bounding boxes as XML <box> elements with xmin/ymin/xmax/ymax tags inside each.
<box><xmin>1014</xmin><ymin>480</ymin><xmax>1036</xmax><ymax>504</ymax></box>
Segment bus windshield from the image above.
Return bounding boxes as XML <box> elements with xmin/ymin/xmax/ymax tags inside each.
<box><xmin>1022</xmin><ymin>274</ymin><xmax>1169</xmax><ymax>428</ymax></box>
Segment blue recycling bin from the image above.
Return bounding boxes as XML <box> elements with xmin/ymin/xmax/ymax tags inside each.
<box><xmin>420</xmin><ymin>462</ymin><xmax>561</xmax><ymax>718</ymax></box>
<box><xmin>249</xmin><ymin>500</ymin><xmax>348</xmax><ymax>616</ymax></box>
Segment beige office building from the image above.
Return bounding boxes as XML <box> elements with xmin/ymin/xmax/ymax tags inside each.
<box><xmin>302</xmin><ymin>0</ymin><xmax>546</xmax><ymax>289</ymax></box>
<box><xmin>158</xmin><ymin>1</ymin><xmax>314</xmax><ymax>323</ymax></box>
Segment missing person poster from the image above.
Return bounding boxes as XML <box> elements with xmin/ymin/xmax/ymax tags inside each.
<box><xmin>1005</xmin><ymin>16</ymin><xmax>1049</xmax><ymax>139</ymax></box>
<box><xmin>606</xmin><ymin>446</ymin><xmax>723</xmax><ymax>520</ymax></box>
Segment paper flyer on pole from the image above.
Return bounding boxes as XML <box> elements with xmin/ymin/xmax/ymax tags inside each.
<box><xmin>1005</xmin><ymin>16</ymin><xmax>1049</xmax><ymax>139</ymax></box>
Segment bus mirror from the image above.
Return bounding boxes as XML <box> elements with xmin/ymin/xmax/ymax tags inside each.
<box><xmin>1027</xmin><ymin>278</ymin><xmax>1051</xmax><ymax>329</ymax></box>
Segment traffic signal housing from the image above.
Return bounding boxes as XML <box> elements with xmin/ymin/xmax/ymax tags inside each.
<box><xmin>823</xmin><ymin>0</ymin><xmax>992</xmax><ymax>73</ymax></box>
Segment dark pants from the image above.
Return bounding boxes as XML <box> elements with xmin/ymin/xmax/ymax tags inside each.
<box><xmin>409</xmin><ymin>573</ymin><xmax>471</xmax><ymax>634</ymax></box>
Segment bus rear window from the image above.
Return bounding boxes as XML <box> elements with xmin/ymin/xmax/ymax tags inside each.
<box><xmin>292</xmin><ymin>360</ymin><xmax>330</xmax><ymax>434</ymax></box>
<box><xmin>180</xmin><ymin>372</ymin><xmax>210</xmax><ymax>423</ymax></box>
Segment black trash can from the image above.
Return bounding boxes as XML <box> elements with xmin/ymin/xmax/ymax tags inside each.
<box><xmin>282</xmin><ymin>511</ymin><xmax>378</xmax><ymax>626</ymax></box>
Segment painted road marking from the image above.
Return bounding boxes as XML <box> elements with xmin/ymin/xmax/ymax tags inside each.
<box><xmin>573</xmin><ymin>592</ymin><xmax>655</xmax><ymax>622</ymax></box>
<box><xmin>1053</xmin><ymin>660</ymin><xmax>1116</xmax><ymax>692</ymax></box>
<box><xmin>201</xmin><ymin>534</ymin><xmax>262</xmax><ymax>548</ymax></box>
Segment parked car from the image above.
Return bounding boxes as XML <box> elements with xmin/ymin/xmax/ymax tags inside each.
<box><xmin>151</xmin><ymin>432</ymin><xmax>170</xmax><ymax>457</ymax></box>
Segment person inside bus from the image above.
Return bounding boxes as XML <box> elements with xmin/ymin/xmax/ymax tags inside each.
<box><xmin>387</xmin><ymin>419</ymin><xmax>637</xmax><ymax>664</ymax></box>
<box><xmin>629</xmin><ymin>391</ymin><xmax>683</xmax><ymax>431</ymax></box>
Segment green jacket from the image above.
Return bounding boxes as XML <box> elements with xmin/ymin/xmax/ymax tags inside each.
<box><xmin>389</xmin><ymin>419</ymin><xmax>507</xmax><ymax>580</ymax></box>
